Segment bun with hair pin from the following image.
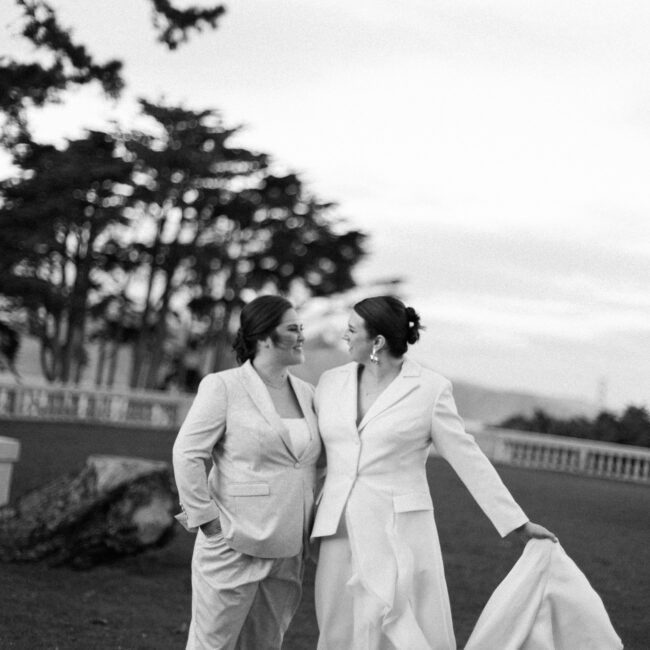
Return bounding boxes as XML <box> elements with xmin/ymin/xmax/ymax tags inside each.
<box><xmin>405</xmin><ymin>306</ymin><xmax>423</xmax><ymax>344</ymax></box>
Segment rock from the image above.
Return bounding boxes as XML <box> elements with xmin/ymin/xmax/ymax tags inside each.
<box><xmin>0</xmin><ymin>455</ymin><xmax>177</xmax><ymax>567</ymax></box>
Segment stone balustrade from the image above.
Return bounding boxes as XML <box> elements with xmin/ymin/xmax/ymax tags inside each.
<box><xmin>0</xmin><ymin>436</ymin><xmax>20</xmax><ymax>506</ymax></box>
<box><xmin>2</xmin><ymin>380</ymin><xmax>648</xmax><ymax>484</ymax></box>
<box><xmin>0</xmin><ymin>381</ymin><xmax>193</xmax><ymax>429</ymax></box>
<box><xmin>465</xmin><ymin>426</ymin><xmax>650</xmax><ymax>484</ymax></box>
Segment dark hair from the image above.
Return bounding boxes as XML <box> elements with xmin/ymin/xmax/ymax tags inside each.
<box><xmin>232</xmin><ymin>295</ymin><xmax>294</xmax><ymax>364</ymax></box>
<box><xmin>353</xmin><ymin>295</ymin><xmax>423</xmax><ymax>357</ymax></box>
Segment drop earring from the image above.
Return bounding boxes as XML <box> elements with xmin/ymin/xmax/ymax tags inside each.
<box><xmin>370</xmin><ymin>344</ymin><xmax>379</xmax><ymax>364</ymax></box>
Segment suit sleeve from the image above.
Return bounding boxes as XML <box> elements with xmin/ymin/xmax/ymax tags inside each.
<box><xmin>430</xmin><ymin>380</ymin><xmax>528</xmax><ymax>537</ymax></box>
<box><xmin>172</xmin><ymin>373</ymin><xmax>226</xmax><ymax>530</ymax></box>
<box><xmin>313</xmin><ymin>376</ymin><xmax>328</xmax><ymax>485</ymax></box>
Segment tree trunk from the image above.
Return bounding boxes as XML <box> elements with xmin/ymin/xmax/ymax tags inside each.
<box><xmin>95</xmin><ymin>337</ymin><xmax>107</xmax><ymax>387</ymax></box>
<box><xmin>130</xmin><ymin>210</ymin><xmax>168</xmax><ymax>388</ymax></box>
<box><xmin>209</xmin><ymin>304</ymin><xmax>236</xmax><ymax>373</ymax></box>
<box><xmin>39</xmin><ymin>312</ymin><xmax>63</xmax><ymax>382</ymax></box>
<box><xmin>106</xmin><ymin>341</ymin><xmax>120</xmax><ymax>388</ymax></box>
<box><xmin>63</xmin><ymin>225</ymin><xmax>95</xmax><ymax>385</ymax></box>
<box><xmin>143</xmin><ymin>270</ymin><xmax>175</xmax><ymax>389</ymax></box>
<box><xmin>0</xmin><ymin>456</ymin><xmax>178</xmax><ymax>568</ymax></box>
<box><xmin>211</xmin><ymin>331</ymin><xmax>236</xmax><ymax>373</ymax></box>
<box><xmin>107</xmin><ymin>291</ymin><xmax>130</xmax><ymax>388</ymax></box>
<box><xmin>71</xmin><ymin>325</ymin><xmax>87</xmax><ymax>385</ymax></box>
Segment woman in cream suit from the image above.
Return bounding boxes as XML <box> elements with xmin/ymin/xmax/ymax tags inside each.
<box><xmin>312</xmin><ymin>296</ymin><xmax>556</xmax><ymax>650</ymax></box>
<box><xmin>173</xmin><ymin>295</ymin><xmax>322</xmax><ymax>650</ymax></box>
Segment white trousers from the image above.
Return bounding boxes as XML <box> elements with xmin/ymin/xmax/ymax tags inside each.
<box><xmin>187</xmin><ymin>530</ymin><xmax>303</xmax><ymax>650</ymax></box>
<box><xmin>315</xmin><ymin>515</ymin><xmax>398</xmax><ymax>650</ymax></box>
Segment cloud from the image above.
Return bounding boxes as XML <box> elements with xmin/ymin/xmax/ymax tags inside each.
<box><xmin>3</xmin><ymin>0</ymin><xmax>649</xmax><ymax>408</ymax></box>
<box><xmin>357</xmin><ymin>222</ymin><xmax>650</xmax><ymax>298</ymax></box>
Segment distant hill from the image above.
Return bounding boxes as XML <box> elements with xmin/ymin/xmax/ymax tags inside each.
<box><xmin>7</xmin><ymin>336</ymin><xmax>597</xmax><ymax>424</ymax></box>
<box><xmin>448</xmin><ymin>379</ymin><xmax>597</xmax><ymax>425</ymax></box>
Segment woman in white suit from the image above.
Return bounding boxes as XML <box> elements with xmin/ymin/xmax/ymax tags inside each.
<box><xmin>312</xmin><ymin>296</ymin><xmax>556</xmax><ymax>650</ymax></box>
<box><xmin>173</xmin><ymin>295</ymin><xmax>322</xmax><ymax>650</ymax></box>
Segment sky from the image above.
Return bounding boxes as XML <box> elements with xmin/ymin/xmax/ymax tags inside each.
<box><xmin>2</xmin><ymin>0</ymin><xmax>649</xmax><ymax>409</ymax></box>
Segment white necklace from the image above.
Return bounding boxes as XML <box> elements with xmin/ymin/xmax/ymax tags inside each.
<box><xmin>253</xmin><ymin>361</ymin><xmax>288</xmax><ymax>390</ymax></box>
<box><xmin>259</xmin><ymin>373</ymin><xmax>288</xmax><ymax>390</ymax></box>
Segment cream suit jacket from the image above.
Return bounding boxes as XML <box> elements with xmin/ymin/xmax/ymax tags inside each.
<box><xmin>172</xmin><ymin>360</ymin><xmax>322</xmax><ymax>558</ymax></box>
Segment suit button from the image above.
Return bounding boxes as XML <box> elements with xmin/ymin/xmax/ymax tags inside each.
<box><xmin>294</xmin><ymin>462</ymin><xmax>301</xmax><ymax>469</ymax></box>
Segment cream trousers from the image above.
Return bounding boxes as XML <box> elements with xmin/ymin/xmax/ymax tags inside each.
<box><xmin>186</xmin><ymin>530</ymin><xmax>303</xmax><ymax>650</ymax></box>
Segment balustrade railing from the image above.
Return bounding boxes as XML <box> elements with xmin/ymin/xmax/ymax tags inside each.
<box><xmin>460</xmin><ymin>426</ymin><xmax>650</xmax><ymax>484</ymax></box>
<box><xmin>2</xmin><ymin>380</ymin><xmax>649</xmax><ymax>483</ymax></box>
<box><xmin>0</xmin><ymin>381</ymin><xmax>193</xmax><ymax>429</ymax></box>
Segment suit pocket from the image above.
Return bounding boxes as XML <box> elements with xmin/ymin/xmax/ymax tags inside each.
<box><xmin>227</xmin><ymin>482</ymin><xmax>270</xmax><ymax>497</ymax></box>
<box><xmin>226</xmin><ymin>483</ymin><xmax>275</xmax><ymax>541</ymax></box>
<box><xmin>393</xmin><ymin>491</ymin><xmax>433</xmax><ymax>513</ymax></box>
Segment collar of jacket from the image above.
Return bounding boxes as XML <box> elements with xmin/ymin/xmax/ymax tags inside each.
<box><xmin>333</xmin><ymin>356</ymin><xmax>422</xmax><ymax>432</ymax></box>
<box><xmin>239</xmin><ymin>360</ymin><xmax>317</xmax><ymax>460</ymax></box>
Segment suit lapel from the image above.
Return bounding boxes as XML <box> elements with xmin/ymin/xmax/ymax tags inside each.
<box><xmin>337</xmin><ymin>363</ymin><xmax>361</xmax><ymax>433</ymax></box>
<box><xmin>289</xmin><ymin>374</ymin><xmax>319</xmax><ymax>459</ymax></box>
<box><xmin>358</xmin><ymin>357</ymin><xmax>421</xmax><ymax>432</ymax></box>
<box><xmin>239</xmin><ymin>361</ymin><xmax>296</xmax><ymax>459</ymax></box>
<box><xmin>318</xmin><ymin>362</ymin><xmax>358</xmax><ymax>436</ymax></box>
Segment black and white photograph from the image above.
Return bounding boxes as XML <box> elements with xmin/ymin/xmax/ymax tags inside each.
<box><xmin>1</xmin><ymin>1</ymin><xmax>648</xmax><ymax>648</ymax></box>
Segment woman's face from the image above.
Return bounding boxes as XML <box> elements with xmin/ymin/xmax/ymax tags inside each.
<box><xmin>269</xmin><ymin>308</ymin><xmax>305</xmax><ymax>366</ymax></box>
<box><xmin>342</xmin><ymin>310</ymin><xmax>374</xmax><ymax>363</ymax></box>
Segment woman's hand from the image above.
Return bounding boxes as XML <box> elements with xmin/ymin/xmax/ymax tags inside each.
<box><xmin>516</xmin><ymin>521</ymin><xmax>558</xmax><ymax>543</ymax></box>
<box><xmin>200</xmin><ymin>517</ymin><xmax>222</xmax><ymax>537</ymax></box>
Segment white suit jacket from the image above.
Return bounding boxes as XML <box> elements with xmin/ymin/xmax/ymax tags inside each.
<box><xmin>466</xmin><ymin>539</ymin><xmax>623</xmax><ymax>649</ymax></box>
<box><xmin>172</xmin><ymin>360</ymin><xmax>322</xmax><ymax>558</ymax></box>
<box><xmin>312</xmin><ymin>358</ymin><xmax>528</xmax><ymax>540</ymax></box>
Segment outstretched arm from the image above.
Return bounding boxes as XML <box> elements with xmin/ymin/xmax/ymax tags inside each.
<box><xmin>430</xmin><ymin>380</ymin><xmax>529</xmax><ymax>537</ymax></box>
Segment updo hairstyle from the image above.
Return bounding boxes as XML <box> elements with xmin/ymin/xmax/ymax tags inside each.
<box><xmin>232</xmin><ymin>295</ymin><xmax>294</xmax><ymax>364</ymax></box>
<box><xmin>353</xmin><ymin>296</ymin><xmax>423</xmax><ymax>357</ymax></box>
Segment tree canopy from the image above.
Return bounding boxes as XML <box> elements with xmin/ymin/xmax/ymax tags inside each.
<box><xmin>0</xmin><ymin>0</ymin><xmax>225</xmax><ymax>144</ymax></box>
<box><xmin>499</xmin><ymin>406</ymin><xmax>650</xmax><ymax>449</ymax></box>
<box><xmin>0</xmin><ymin>131</ymin><xmax>134</xmax><ymax>382</ymax></box>
<box><xmin>0</xmin><ymin>3</ymin><xmax>368</xmax><ymax>387</ymax></box>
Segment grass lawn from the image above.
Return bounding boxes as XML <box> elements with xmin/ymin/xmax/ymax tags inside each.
<box><xmin>1</xmin><ymin>419</ymin><xmax>649</xmax><ymax>649</ymax></box>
